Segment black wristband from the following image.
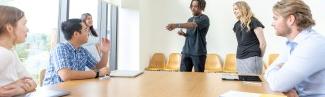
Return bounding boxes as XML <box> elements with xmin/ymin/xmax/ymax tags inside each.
<box><xmin>95</xmin><ymin>70</ymin><xmax>99</xmax><ymax>78</ymax></box>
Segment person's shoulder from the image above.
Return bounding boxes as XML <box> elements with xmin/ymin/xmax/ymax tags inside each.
<box><xmin>235</xmin><ymin>20</ymin><xmax>240</xmax><ymax>25</ymax></box>
<box><xmin>0</xmin><ymin>47</ymin><xmax>14</xmax><ymax>57</ymax></box>
<box><xmin>299</xmin><ymin>30</ymin><xmax>325</xmax><ymax>50</ymax></box>
<box><xmin>201</xmin><ymin>14</ymin><xmax>209</xmax><ymax>19</ymax></box>
<box><xmin>234</xmin><ymin>20</ymin><xmax>241</xmax><ymax>28</ymax></box>
<box><xmin>53</xmin><ymin>42</ymin><xmax>70</xmax><ymax>52</ymax></box>
<box><xmin>309</xmin><ymin>30</ymin><xmax>325</xmax><ymax>44</ymax></box>
<box><xmin>0</xmin><ymin>47</ymin><xmax>10</xmax><ymax>54</ymax></box>
<box><xmin>79</xmin><ymin>47</ymin><xmax>89</xmax><ymax>53</ymax></box>
<box><xmin>0</xmin><ymin>47</ymin><xmax>13</xmax><ymax>65</ymax></box>
<box><xmin>251</xmin><ymin>17</ymin><xmax>261</xmax><ymax>23</ymax></box>
<box><xmin>250</xmin><ymin>17</ymin><xmax>264</xmax><ymax>29</ymax></box>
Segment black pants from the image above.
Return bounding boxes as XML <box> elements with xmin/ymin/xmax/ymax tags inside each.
<box><xmin>180</xmin><ymin>54</ymin><xmax>206</xmax><ymax>72</ymax></box>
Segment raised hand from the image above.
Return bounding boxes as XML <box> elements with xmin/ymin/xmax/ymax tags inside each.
<box><xmin>166</xmin><ymin>23</ymin><xmax>177</xmax><ymax>31</ymax></box>
<box><xmin>99</xmin><ymin>38</ymin><xmax>111</xmax><ymax>54</ymax></box>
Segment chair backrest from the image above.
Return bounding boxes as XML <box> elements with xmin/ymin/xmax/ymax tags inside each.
<box><xmin>205</xmin><ymin>54</ymin><xmax>223</xmax><ymax>72</ymax></box>
<box><xmin>165</xmin><ymin>53</ymin><xmax>181</xmax><ymax>70</ymax></box>
<box><xmin>267</xmin><ymin>53</ymin><xmax>279</xmax><ymax>68</ymax></box>
<box><xmin>39</xmin><ymin>69</ymin><xmax>46</xmax><ymax>86</ymax></box>
<box><xmin>148</xmin><ymin>53</ymin><xmax>166</xmax><ymax>69</ymax></box>
<box><xmin>223</xmin><ymin>53</ymin><xmax>236</xmax><ymax>73</ymax></box>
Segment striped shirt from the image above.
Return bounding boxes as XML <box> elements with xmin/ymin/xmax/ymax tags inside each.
<box><xmin>43</xmin><ymin>42</ymin><xmax>98</xmax><ymax>86</ymax></box>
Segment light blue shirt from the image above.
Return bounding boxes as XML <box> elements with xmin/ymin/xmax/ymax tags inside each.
<box><xmin>43</xmin><ymin>42</ymin><xmax>98</xmax><ymax>86</ymax></box>
<box><xmin>264</xmin><ymin>28</ymin><xmax>325</xmax><ymax>97</ymax></box>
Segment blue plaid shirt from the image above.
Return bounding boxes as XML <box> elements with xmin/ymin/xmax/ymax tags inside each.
<box><xmin>43</xmin><ymin>42</ymin><xmax>98</xmax><ymax>86</ymax></box>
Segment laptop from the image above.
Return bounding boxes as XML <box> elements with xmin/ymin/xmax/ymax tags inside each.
<box><xmin>109</xmin><ymin>70</ymin><xmax>144</xmax><ymax>78</ymax></box>
<box><xmin>221</xmin><ymin>73</ymin><xmax>262</xmax><ymax>82</ymax></box>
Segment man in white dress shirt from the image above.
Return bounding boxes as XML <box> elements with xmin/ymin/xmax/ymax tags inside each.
<box><xmin>264</xmin><ymin>0</ymin><xmax>325</xmax><ymax>97</ymax></box>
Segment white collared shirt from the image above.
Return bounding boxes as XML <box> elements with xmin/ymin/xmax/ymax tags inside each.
<box><xmin>264</xmin><ymin>28</ymin><xmax>325</xmax><ymax>97</ymax></box>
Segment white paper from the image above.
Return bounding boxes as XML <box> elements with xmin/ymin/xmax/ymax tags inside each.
<box><xmin>219</xmin><ymin>90</ymin><xmax>260</xmax><ymax>97</ymax></box>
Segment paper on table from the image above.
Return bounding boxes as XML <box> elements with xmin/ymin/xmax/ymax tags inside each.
<box><xmin>220</xmin><ymin>91</ymin><xmax>260</xmax><ymax>97</ymax></box>
<box><xmin>219</xmin><ymin>91</ymin><xmax>286</xmax><ymax>97</ymax></box>
<box><xmin>25</xmin><ymin>86</ymin><xmax>70</xmax><ymax>97</ymax></box>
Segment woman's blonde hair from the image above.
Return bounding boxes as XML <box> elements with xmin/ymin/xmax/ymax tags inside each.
<box><xmin>0</xmin><ymin>5</ymin><xmax>24</xmax><ymax>35</ymax></box>
<box><xmin>273</xmin><ymin>0</ymin><xmax>315</xmax><ymax>31</ymax></box>
<box><xmin>234</xmin><ymin>1</ymin><xmax>254</xmax><ymax>31</ymax></box>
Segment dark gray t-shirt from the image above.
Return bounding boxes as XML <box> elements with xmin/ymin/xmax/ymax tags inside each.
<box><xmin>182</xmin><ymin>14</ymin><xmax>210</xmax><ymax>56</ymax></box>
<box><xmin>233</xmin><ymin>17</ymin><xmax>264</xmax><ymax>59</ymax></box>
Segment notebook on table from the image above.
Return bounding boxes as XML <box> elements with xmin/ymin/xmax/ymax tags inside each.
<box><xmin>109</xmin><ymin>70</ymin><xmax>144</xmax><ymax>78</ymax></box>
<box><xmin>221</xmin><ymin>74</ymin><xmax>262</xmax><ymax>82</ymax></box>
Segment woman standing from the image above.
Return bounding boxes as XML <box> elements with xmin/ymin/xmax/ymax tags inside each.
<box><xmin>233</xmin><ymin>1</ymin><xmax>266</xmax><ymax>75</ymax></box>
<box><xmin>81</xmin><ymin>13</ymin><xmax>101</xmax><ymax>61</ymax></box>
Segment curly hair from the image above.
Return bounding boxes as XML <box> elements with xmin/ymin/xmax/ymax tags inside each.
<box><xmin>189</xmin><ymin>0</ymin><xmax>206</xmax><ymax>11</ymax></box>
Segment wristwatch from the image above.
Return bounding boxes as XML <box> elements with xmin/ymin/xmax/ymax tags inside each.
<box><xmin>94</xmin><ymin>69</ymin><xmax>99</xmax><ymax>78</ymax></box>
<box><xmin>177</xmin><ymin>24</ymin><xmax>181</xmax><ymax>28</ymax></box>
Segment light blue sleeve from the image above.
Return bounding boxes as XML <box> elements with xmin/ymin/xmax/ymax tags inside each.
<box><xmin>264</xmin><ymin>41</ymin><xmax>325</xmax><ymax>92</ymax></box>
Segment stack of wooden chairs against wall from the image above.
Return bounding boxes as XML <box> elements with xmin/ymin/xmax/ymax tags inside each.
<box><xmin>145</xmin><ymin>53</ymin><xmax>166</xmax><ymax>71</ymax></box>
<box><xmin>204</xmin><ymin>53</ymin><xmax>223</xmax><ymax>73</ymax></box>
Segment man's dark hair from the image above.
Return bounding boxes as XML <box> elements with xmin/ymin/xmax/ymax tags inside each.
<box><xmin>189</xmin><ymin>0</ymin><xmax>206</xmax><ymax>11</ymax></box>
<box><xmin>61</xmin><ymin>19</ymin><xmax>82</xmax><ymax>40</ymax></box>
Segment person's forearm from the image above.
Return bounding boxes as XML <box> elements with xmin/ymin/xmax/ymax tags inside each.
<box><xmin>178</xmin><ymin>22</ymin><xmax>197</xmax><ymax>29</ymax></box>
<box><xmin>254</xmin><ymin>27</ymin><xmax>266</xmax><ymax>57</ymax></box>
<box><xmin>97</xmin><ymin>52</ymin><xmax>108</xmax><ymax>69</ymax></box>
<box><xmin>59</xmin><ymin>70</ymin><xmax>96</xmax><ymax>81</ymax></box>
<box><xmin>260</xmin><ymin>43</ymin><xmax>266</xmax><ymax>56</ymax></box>
<box><xmin>264</xmin><ymin>63</ymin><xmax>303</xmax><ymax>92</ymax></box>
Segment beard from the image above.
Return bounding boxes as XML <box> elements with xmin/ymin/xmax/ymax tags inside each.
<box><xmin>276</xmin><ymin>24</ymin><xmax>291</xmax><ymax>37</ymax></box>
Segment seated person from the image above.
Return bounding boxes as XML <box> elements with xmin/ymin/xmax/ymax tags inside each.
<box><xmin>265</xmin><ymin>0</ymin><xmax>325</xmax><ymax>97</ymax></box>
<box><xmin>43</xmin><ymin>19</ymin><xmax>110</xmax><ymax>86</ymax></box>
<box><xmin>0</xmin><ymin>5</ymin><xmax>37</xmax><ymax>96</ymax></box>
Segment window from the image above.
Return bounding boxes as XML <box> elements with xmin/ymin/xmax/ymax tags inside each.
<box><xmin>1</xmin><ymin>0</ymin><xmax>59</xmax><ymax>84</ymax></box>
<box><xmin>69</xmin><ymin>0</ymin><xmax>98</xmax><ymax>29</ymax></box>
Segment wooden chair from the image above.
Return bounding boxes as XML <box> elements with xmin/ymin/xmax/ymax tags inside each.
<box><xmin>266</xmin><ymin>54</ymin><xmax>279</xmax><ymax>69</ymax></box>
<box><xmin>145</xmin><ymin>53</ymin><xmax>166</xmax><ymax>71</ymax></box>
<box><xmin>39</xmin><ymin>69</ymin><xmax>46</xmax><ymax>86</ymax></box>
<box><xmin>204</xmin><ymin>53</ymin><xmax>223</xmax><ymax>73</ymax></box>
<box><xmin>163</xmin><ymin>53</ymin><xmax>181</xmax><ymax>71</ymax></box>
<box><xmin>223</xmin><ymin>53</ymin><xmax>237</xmax><ymax>73</ymax></box>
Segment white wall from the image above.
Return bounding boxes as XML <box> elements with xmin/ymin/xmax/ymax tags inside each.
<box><xmin>117</xmin><ymin>0</ymin><xmax>140</xmax><ymax>70</ymax></box>
<box><xmin>138</xmin><ymin>0</ymin><xmax>325</xmax><ymax>70</ymax></box>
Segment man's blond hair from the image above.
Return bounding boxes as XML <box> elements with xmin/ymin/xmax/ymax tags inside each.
<box><xmin>273</xmin><ymin>0</ymin><xmax>315</xmax><ymax>31</ymax></box>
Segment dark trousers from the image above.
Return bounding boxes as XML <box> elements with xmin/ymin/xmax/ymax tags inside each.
<box><xmin>180</xmin><ymin>54</ymin><xmax>206</xmax><ymax>72</ymax></box>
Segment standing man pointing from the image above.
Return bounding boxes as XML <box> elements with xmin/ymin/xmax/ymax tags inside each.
<box><xmin>166</xmin><ymin>0</ymin><xmax>209</xmax><ymax>72</ymax></box>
